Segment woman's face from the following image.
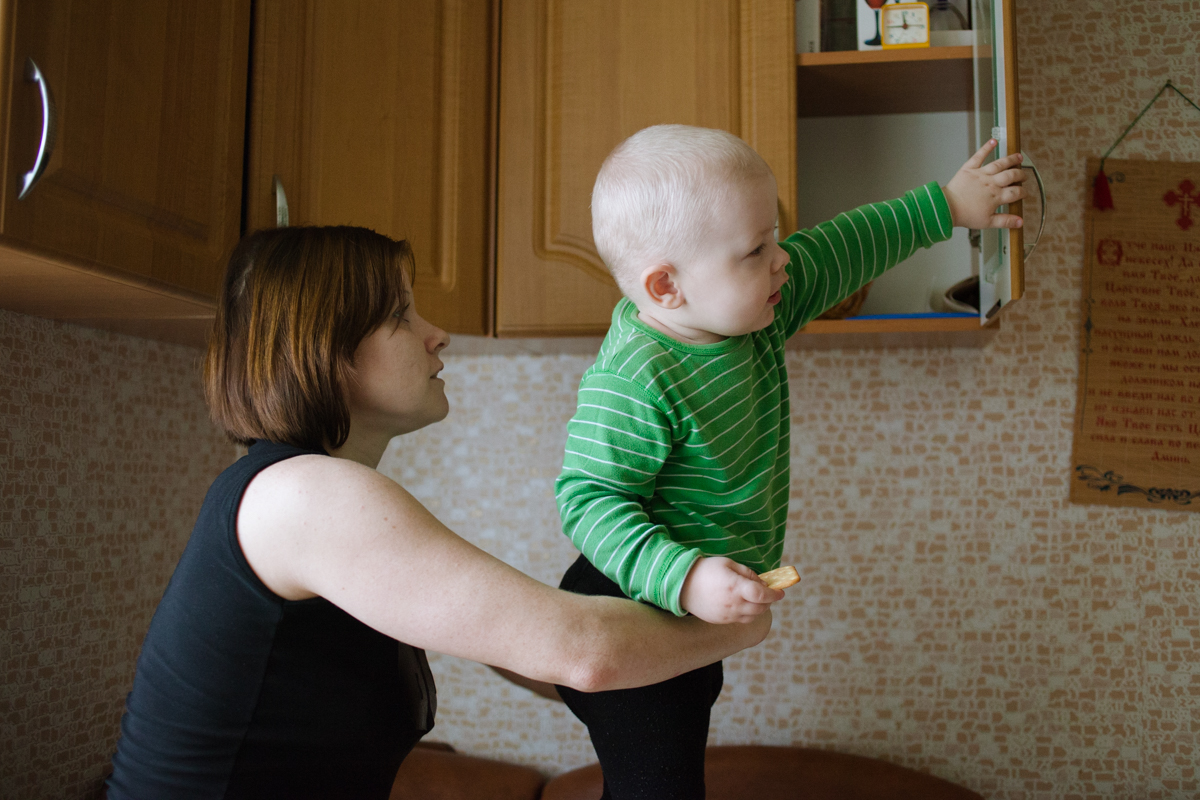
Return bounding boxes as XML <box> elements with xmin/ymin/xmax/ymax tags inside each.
<box><xmin>346</xmin><ymin>289</ymin><xmax>451</xmax><ymax>440</ymax></box>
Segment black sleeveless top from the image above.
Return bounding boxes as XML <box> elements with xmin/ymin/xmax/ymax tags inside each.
<box><xmin>107</xmin><ymin>441</ymin><xmax>436</xmax><ymax>799</ymax></box>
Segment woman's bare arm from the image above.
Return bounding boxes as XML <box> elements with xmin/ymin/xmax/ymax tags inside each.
<box><xmin>489</xmin><ymin>666</ymin><xmax>563</xmax><ymax>702</ymax></box>
<box><xmin>236</xmin><ymin>455</ymin><xmax>771</xmax><ymax>692</ymax></box>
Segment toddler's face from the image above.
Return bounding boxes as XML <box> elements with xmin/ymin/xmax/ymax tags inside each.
<box><xmin>676</xmin><ymin>173</ymin><xmax>790</xmax><ymax>339</ymax></box>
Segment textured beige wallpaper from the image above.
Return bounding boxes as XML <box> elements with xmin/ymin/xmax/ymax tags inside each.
<box><xmin>378</xmin><ymin>2</ymin><xmax>1200</xmax><ymax>798</ymax></box>
<box><xmin>0</xmin><ymin>310</ymin><xmax>237</xmax><ymax>799</ymax></box>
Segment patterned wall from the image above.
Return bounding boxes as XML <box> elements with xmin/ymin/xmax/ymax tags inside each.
<box><xmin>0</xmin><ymin>310</ymin><xmax>237</xmax><ymax>799</ymax></box>
<box><xmin>379</xmin><ymin>2</ymin><xmax>1200</xmax><ymax>798</ymax></box>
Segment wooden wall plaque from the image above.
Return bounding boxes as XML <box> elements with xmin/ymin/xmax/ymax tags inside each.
<box><xmin>1070</xmin><ymin>158</ymin><xmax>1200</xmax><ymax>511</ymax></box>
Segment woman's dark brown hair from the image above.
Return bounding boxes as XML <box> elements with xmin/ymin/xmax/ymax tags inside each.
<box><xmin>204</xmin><ymin>225</ymin><xmax>413</xmax><ymax>451</ymax></box>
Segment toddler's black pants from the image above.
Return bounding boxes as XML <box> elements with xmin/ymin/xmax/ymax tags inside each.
<box><xmin>555</xmin><ymin>555</ymin><xmax>724</xmax><ymax>800</ymax></box>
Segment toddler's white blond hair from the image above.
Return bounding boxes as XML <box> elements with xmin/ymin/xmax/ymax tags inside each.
<box><xmin>591</xmin><ymin>124</ymin><xmax>771</xmax><ymax>292</ymax></box>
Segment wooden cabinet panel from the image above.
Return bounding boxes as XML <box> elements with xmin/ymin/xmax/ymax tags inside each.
<box><xmin>2</xmin><ymin>0</ymin><xmax>250</xmax><ymax>299</ymax></box>
<box><xmin>246</xmin><ymin>0</ymin><xmax>492</xmax><ymax>336</ymax></box>
<box><xmin>496</xmin><ymin>0</ymin><xmax>795</xmax><ymax>336</ymax></box>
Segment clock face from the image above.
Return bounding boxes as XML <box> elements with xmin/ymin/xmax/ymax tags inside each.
<box><xmin>882</xmin><ymin>6</ymin><xmax>929</xmax><ymax>46</ymax></box>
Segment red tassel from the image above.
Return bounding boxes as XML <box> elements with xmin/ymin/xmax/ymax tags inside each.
<box><xmin>1093</xmin><ymin>168</ymin><xmax>1114</xmax><ymax>210</ymax></box>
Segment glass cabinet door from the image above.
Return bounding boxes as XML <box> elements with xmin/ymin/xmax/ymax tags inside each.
<box><xmin>972</xmin><ymin>0</ymin><xmax>1024</xmax><ymax>323</ymax></box>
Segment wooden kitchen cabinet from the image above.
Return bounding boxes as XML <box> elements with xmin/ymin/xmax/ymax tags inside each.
<box><xmin>793</xmin><ymin>0</ymin><xmax>1029</xmax><ymax>340</ymax></box>
<box><xmin>0</xmin><ymin>0</ymin><xmax>1026</xmax><ymax>348</ymax></box>
<box><xmin>0</xmin><ymin>0</ymin><xmax>251</xmax><ymax>346</ymax></box>
<box><xmin>495</xmin><ymin>0</ymin><xmax>796</xmax><ymax>336</ymax></box>
<box><xmin>494</xmin><ymin>0</ymin><xmax>1029</xmax><ymax>341</ymax></box>
<box><xmin>245</xmin><ymin>0</ymin><xmax>493</xmax><ymax>336</ymax></box>
<box><xmin>493</xmin><ymin>0</ymin><xmax>1029</xmax><ymax>340</ymax></box>
<box><xmin>492</xmin><ymin>0</ymin><xmax>1028</xmax><ymax>341</ymax></box>
<box><xmin>245</xmin><ymin>0</ymin><xmax>794</xmax><ymax>339</ymax></box>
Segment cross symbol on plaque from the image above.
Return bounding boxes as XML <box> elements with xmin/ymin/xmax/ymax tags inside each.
<box><xmin>1164</xmin><ymin>179</ymin><xmax>1199</xmax><ymax>230</ymax></box>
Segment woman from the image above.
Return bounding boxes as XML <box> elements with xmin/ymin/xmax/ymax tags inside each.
<box><xmin>106</xmin><ymin>226</ymin><xmax>772</xmax><ymax>799</ymax></box>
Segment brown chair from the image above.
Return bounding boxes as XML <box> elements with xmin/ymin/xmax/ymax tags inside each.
<box><xmin>389</xmin><ymin>741</ymin><xmax>545</xmax><ymax>800</ymax></box>
<box><xmin>540</xmin><ymin>745</ymin><xmax>983</xmax><ymax>800</ymax></box>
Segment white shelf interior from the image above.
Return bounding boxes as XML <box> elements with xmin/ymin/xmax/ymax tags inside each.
<box><xmin>795</xmin><ymin>110</ymin><xmax>976</xmax><ymax>316</ymax></box>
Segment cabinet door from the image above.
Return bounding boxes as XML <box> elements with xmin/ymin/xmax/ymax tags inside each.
<box><xmin>246</xmin><ymin>0</ymin><xmax>493</xmax><ymax>336</ymax></box>
<box><xmin>496</xmin><ymin>0</ymin><xmax>795</xmax><ymax>337</ymax></box>
<box><xmin>4</xmin><ymin>0</ymin><xmax>250</xmax><ymax>299</ymax></box>
<box><xmin>972</xmin><ymin>0</ymin><xmax>1024</xmax><ymax>322</ymax></box>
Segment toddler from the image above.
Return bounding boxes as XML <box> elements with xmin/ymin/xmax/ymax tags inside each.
<box><xmin>553</xmin><ymin>124</ymin><xmax>1025</xmax><ymax>800</ymax></box>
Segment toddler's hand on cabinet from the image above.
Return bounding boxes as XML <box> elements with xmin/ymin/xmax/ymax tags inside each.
<box><xmin>943</xmin><ymin>139</ymin><xmax>1027</xmax><ymax>230</ymax></box>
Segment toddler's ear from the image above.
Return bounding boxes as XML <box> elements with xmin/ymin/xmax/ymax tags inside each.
<box><xmin>640</xmin><ymin>265</ymin><xmax>684</xmax><ymax>310</ymax></box>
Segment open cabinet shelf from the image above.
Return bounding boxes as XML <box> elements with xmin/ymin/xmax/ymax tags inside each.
<box><xmin>797</xmin><ymin>45</ymin><xmax>974</xmax><ymax>66</ymax></box>
<box><xmin>796</xmin><ymin>46</ymin><xmax>975</xmax><ymax>117</ymax></box>
<box><xmin>789</xmin><ymin>315</ymin><xmax>1000</xmax><ymax>351</ymax></box>
<box><xmin>795</xmin><ymin>46</ymin><xmax>986</xmax><ymax>339</ymax></box>
<box><xmin>793</xmin><ymin>0</ymin><xmax>1025</xmax><ymax>346</ymax></box>
<box><xmin>799</xmin><ymin>314</ymin><xmax>989</xmax><ymax>335</ymax></box>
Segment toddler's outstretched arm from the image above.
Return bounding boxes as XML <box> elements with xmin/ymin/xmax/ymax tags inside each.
<box><xmin>680</xmin><ymin>556</ymin><xmax>785</xmax><ymax>624</ymax></box>
<box><xmin>943</xmin><ymin>139</ymin><xmax>1027</xmax><ymax>230</ymax></box>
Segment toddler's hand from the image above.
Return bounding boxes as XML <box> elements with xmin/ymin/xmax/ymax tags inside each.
<box><xmin>943</xmin><ymin>140</ymin><xmax>1027</xmax><ymax>230</ymax></box>
<box><xmin>679</xmin><ymin>556</ymin><xmax>784</xmax><ymax>624</ymax></box>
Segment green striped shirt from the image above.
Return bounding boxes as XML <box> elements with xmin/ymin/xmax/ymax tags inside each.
<box><xmin>555</xmin><ymin>182</ymin><xmax>953</xmax><ymax>615</ymax></box>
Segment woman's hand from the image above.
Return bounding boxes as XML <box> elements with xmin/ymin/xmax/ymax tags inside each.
<box><xmin>943</xmin><ymin>139</ymin><xmax>1027</xmax><ymax>230</ymax></box>
<box><xmin>679</xmin><ymin>556</ymin><xmax>785</xmax><ymax>624</ymax></box>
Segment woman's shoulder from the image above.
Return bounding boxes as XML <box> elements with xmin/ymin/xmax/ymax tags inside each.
<box><xmin>235</xmin><ymin>449</ymin><xmax>416</xmax><ymax>601</ymax></box>
<box><xmin>242</xmin><ymin>450</ymin><xmax>404</xmax><ymax>517</ymax></box>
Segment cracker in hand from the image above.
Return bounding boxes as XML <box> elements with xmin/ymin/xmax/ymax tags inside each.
<box><xmin>758</xmin><ymin>565</ymin><xmax>800</xmax><ymax>590</ymax></box>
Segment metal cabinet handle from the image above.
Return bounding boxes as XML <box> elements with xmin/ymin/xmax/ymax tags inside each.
<box><xmin>273</xmin><ymin>175</ymin><xmax>289</xmax><ymax>227</ymax></box>
<box><xmin>1020</xmin><ymin>151</ymin><xmax>1046</xmax><ymax>262</ymax></box>
<box><xmin>19</xmin><ymin>57</ymin><xmax>57</xmax><ymax>200</ymax></box>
